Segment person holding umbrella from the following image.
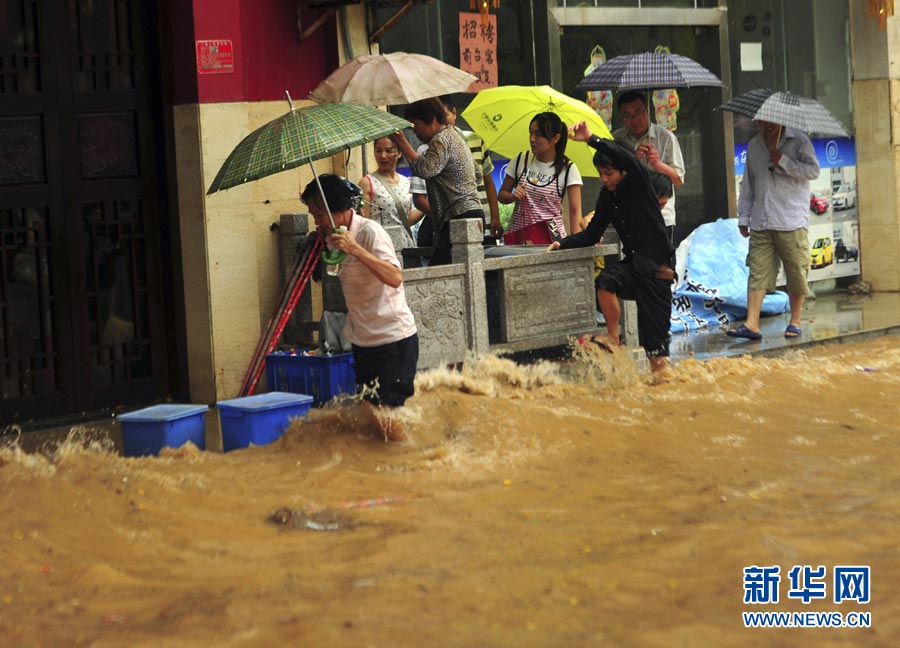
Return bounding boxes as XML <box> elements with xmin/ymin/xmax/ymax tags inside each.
<box><xmin>409</xmin><ymin>95</ymin><xmax>503</xmax><ymax>245</ymax></box>
<box><xmin>300</xmin><ymin>174</ymin><xmax>419</xmax><ymax>442</ymax></box>
<box><xmin>389</xmin><ymin>97</ymin><xmax>484</xmax><ymax>266</ymax></box>
<box><xmin>726</xmin><ymin>120</ymin><xmax>820</xmax><ymax>341</ymax></box>
<box><xmin>612</xmin><ymin>91</ymin><xmax>685</xmax><ymax>244</ymax></box>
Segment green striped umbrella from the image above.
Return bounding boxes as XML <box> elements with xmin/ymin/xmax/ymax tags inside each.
<box><xmin>207</xmin><ymin>100</ymin><xmax>410</xmax><ymax>194</ymax></box>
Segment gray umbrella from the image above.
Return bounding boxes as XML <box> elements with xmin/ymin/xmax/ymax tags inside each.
<box><xmin>716</xmin><ymin>89</ymin><xmax>849</xmax><ymax>137</ymax></box>
<box><xmin>575</xmin><ymin>52</ymin><xmax>725</xmax><ymax>91</ymax></box>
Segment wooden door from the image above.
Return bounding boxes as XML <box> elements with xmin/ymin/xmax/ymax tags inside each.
<box><xmin>1</xmin><ymin>0</ymin><xmax>168</xmax><ymax>424</ymax></box>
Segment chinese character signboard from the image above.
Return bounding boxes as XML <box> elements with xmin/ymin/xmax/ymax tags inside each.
<box><xmin>196</xmin><ymin>40</ymin><xmax>234</xmax><ymax>75</ymax></box>
<box><xmin>459</xmin><ymin>13</ymin><xmax>497</xmax><ymax>91</ymax></box>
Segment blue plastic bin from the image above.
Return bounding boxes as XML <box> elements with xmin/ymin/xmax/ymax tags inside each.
<box><xmin>118</xmin><ymin>404</ymin><xmax>209</xmax><ymax>457</ymax></box>
<box><xmin>265</xmin><ymin>350</ymin><xmax>356</xmax><ymax>406</ymax></box>
<box><xmin>217</xmin><ymin>392</ymin><xmax>313</xmax><ymax>452</ymax></box>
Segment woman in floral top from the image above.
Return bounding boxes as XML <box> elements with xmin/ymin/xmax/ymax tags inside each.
<box><xmin>358</xmin><ymin>137</ymin><xmax>422</xmax><ymax>264</ymax></box>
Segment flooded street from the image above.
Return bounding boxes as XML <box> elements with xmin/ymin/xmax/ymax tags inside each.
<box><xmin>2</xmin><ymin>337</ymin><xmax>899</xmax><ymax>647</ymax></box>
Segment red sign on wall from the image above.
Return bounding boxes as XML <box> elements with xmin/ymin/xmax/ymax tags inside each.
<box><xmin>196</xmin><ymin>39</ymin><xmax>234</xmax><ymax>75</ymax></box>
<box><xmin>459</xmin><ymin>13</ymin><xmax>497</xmax><ymax>91</ymax></box>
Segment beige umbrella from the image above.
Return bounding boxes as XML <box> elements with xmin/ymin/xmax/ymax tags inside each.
<box><xmin>309</xmin><ymin>52</ymin><xmax>477</xmax><ymax>106</ymax></box>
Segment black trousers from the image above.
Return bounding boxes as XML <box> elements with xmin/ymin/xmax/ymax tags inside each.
<box><xmin>352</xmin><ymin>333</ymin><xmax>419</xmax><ymax>407</ymax></box>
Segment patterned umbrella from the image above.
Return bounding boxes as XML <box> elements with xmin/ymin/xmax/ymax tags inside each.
<box><xmin>716</xmin><ymin>89</ymin><xmax>849</xmax><ymax>137</ymax></box>
<box><xmin>309</xmin><ymin>52</ymin><xmax>477</xmax><ymax>106</ymax></box>
<box><xmin>575</xmin><ymin>52</ymin><xmax>724</xmax><ymax>91</ymax></box>
<box><xmin>207</xmin><ymin>99</ymin><xmax>410</xmax><ymax>194</ymax></box>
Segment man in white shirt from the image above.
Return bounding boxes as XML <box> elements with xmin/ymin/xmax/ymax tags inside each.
<box><xmin>727</xmin><ymin>121</ymin><xmax>820</xmax><ymax>341</ymax></box>
<box><xmin>612</xmin><ymin>91</ymin><xmax>685</xmax><ymax>244</ymax></box>
<box><xmin>301</xmin><ymin>174</ymin><xmax>418</xmax><ymax>441</ymax></box>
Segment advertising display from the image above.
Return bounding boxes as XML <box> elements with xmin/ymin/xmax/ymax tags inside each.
<box><xmin>734</xmin><ymin>136</ymin><xmax>860</xmax><ymax>282</ymax></box>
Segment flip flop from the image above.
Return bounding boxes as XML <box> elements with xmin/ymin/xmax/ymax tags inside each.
<box><xmin>578</xmin><ymin>335</ymin><xmax>615</xmax><ymax>354</ymax></box>
<box><xmin>726</xmin><ymin>324</ymin><xmax>762</xmax><ymax>341</ymax></box>
<box><xmin>589</xmin><ymin>335</ymin><xmax>616</xmax><ymax>354</ymax></box>
<box><xmin>784</xmin><ymin>324</ymin><xmax>802</xmax><ymax>338</ymax></box>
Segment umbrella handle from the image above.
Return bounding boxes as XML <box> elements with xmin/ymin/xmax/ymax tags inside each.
<box><xmin>322</xmin><ymin>248</ymin><xmax>346</xmax><ymax>265</ymax></box>
<box><xmin>321</xmin><ymin>227</ymin><xmax>347</xmax><ymax>265</ymax></box>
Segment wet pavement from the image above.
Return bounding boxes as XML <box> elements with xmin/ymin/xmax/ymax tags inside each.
<box><xmin>669</xmin><ymin>289</ymin><xmax>900</xmax><ymax>362</ymax></box>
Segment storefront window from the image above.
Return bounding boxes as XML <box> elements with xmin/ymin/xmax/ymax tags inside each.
<box><xmin>727</xmin><ymin>0</ymin><xmax>851</xmax><ymax>143</ymax></box>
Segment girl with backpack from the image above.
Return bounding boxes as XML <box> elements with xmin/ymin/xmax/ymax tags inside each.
<box><xmin>497</xmin><ymin>112</ymin><xmax>583</xmax><ymax>245</ymax></box>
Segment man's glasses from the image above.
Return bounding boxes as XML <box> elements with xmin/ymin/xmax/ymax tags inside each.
<box><xmin>620</xmin><ymin>109</ymin><xmax>647</xmax><ymax>121</ymax></box>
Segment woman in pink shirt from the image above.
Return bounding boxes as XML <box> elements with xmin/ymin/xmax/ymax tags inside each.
<box><xmin>301</xmin><ymin>175</ymin><xmax>418</xmax><ymax>441</ymax></box>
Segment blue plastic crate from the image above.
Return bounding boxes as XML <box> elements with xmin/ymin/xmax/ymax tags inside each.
<box><xmin>217</xmin><ymin>391</ymin><xmax>313</xmax><ymax>452</ymax></box>
<box><xmin>265</xmin><ymin>350</ymin><xmax>356</xmax><ymax>406</ymax></box>
<box><xmin>118</xmin><ymin>404</ymin><xmax>209</xmax><ymax>457</ymax></box>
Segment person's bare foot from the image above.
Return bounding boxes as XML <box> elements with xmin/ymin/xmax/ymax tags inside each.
<box><xmin>581</xmin><ymin>334</ymin><xmax>619</xmax><ymax>354</ymax></box>
<box><xmin>649</xmin><ymin>356</ymin><xmax>669</xmax><ymax>373</ymax></box>
<box><xmin>648</xmin><ymin>357</ymin><xmax>675</xmax><ymax>384</ymax></box>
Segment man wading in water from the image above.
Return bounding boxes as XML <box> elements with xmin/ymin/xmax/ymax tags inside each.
<box><xmin>302</xmin><ymin>175</ymin><xmax>419</xmax><ymax>441</ymax></box>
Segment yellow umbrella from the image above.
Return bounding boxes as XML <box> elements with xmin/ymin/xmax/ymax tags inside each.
<box><xmin>461</xmin><ymin>85</ymin><xmax>612</xmax><ymax>177</ymax></box>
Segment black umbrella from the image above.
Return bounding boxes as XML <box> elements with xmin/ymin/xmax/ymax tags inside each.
<box><xmin>716</xmin><ymin>89</ymin><xmax>849</xmax><ymax>137</ymax></box>
<box><xmin>576</xmin><ymin>52</ymin><xmax>725</xmax><ymax>91</ymax></box>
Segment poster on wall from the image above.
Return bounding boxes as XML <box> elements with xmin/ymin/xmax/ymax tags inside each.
<box><xmin>652</xmin><ymin>45</ymin><xmax>679</xmax><ymax>132</ymax></box>
<box><xmin>584</xmin><ymin>45</ymin><xmax>613</xmax><ymax>129</ymax></box>
<box><xmin>459</xmin><ymin>13</ymin><xmax>498</xmax><ymax>91</ymax></box>
<box><xmin>734</xmin><ymin>136</ymin><xmax>860</xmax><ymax>282</ymax></box>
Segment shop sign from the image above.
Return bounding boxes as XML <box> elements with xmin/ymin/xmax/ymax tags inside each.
<box><xmin>196</xmin><ymin>40</ymin><xmax>234</xmax><ymax>75</ymax></box>
<box><xmin>459</xmin><ymin>13</ymin><xmax>497</xmax><ymax>91</ymax></box>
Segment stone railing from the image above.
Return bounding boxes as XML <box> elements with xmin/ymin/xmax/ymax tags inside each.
<box><xmin>404</xmin><ymin>219</ymin><xmax>619</xmax><ymax>369</ymax></box>
<box><xmin>279</xmin><ymin>215</ymin><xmax>621</xmax><ymax>369</ymax></box>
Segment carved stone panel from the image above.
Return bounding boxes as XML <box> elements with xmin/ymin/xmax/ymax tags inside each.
<box><xmin>501</xmin><ymin>262</ymin><xmax>596</xmax><ymax>343</ymax></box>
<box><xmin>404</xmin><ymin>274</ymin><xmax>468</xmax><ymax>369</ymax></box>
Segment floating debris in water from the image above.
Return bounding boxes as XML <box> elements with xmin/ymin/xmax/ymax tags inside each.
<box><xmin>854</xmin><ymin>365</ymin><xmax>876</xmax><ymax>372</ymax></box>
<box><xmin>269</xmin><ymin>507</ymin><xmax>357</xmax><ymax>532</ymax></box>
<box><xmin>269</xmin><ymin>493</ymin><xmax>432</xmax><ymax>532</ymax></box>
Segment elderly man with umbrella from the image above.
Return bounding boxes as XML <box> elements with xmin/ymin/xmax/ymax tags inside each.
<box><xmin>719</xmin><ymin>90</ymin><xmax>841</xmax><ymax>341</ymax></box>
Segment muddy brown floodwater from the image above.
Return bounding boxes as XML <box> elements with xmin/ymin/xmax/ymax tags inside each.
<box><xmin>2</xmin><ymin>337</ymin><xmax>899</xmax><ymax>647</ymax></box>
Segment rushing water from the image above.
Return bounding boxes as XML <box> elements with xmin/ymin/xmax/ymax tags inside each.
<box><xmin>2</xmin><ymin>337</ymin><xmax>900</xmax><ymax>647</ymax></box>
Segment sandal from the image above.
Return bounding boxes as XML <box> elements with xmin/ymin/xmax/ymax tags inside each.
<box><xmin>726</xmin><ymin>324</ymin><xmax>762</xmax><ymax>341</ymax></box>
<box><xmin>784</xmin><ymin>324</ymin><xmax>802</xmax><ymax>338</ymax></box>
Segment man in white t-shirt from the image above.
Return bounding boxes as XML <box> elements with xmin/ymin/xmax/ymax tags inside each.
<box><xmin>612</xmin><ymin>91</ymin><xmax>685</xmax><ymax>244</ymax></box>
<box><xmin>301</xmin><ymin>174</ymin><xmax>418</xmax><ymax>441</ymax></box>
